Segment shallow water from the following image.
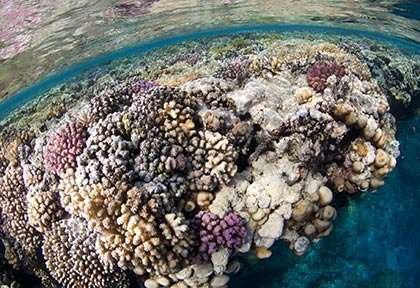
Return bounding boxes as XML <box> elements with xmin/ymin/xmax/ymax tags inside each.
<box><xmin>1</xmin><ymin>0</ymin><xmax>420</xmax><ymax>101</ymax></box>
<box><xmin>0</xmin><ymin>2</ymin><xmax>419</xmax><ymax>288</ymax></box>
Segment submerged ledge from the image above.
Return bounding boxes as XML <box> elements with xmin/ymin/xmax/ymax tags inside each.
<box><xmin>1</xmin><ymin>24</ymin><xmax>420</xmax><ymax>120</ymax></box>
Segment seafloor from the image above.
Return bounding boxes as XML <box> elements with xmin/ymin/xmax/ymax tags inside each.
<box><xmin>0</xmin><ymin>33</ymin><xmax>419</xmax><ymax>288</ymax></box>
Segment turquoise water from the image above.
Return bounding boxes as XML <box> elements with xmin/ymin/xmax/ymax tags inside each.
<box><xmin>1</xmin><ymin>24</ymin><xmax>419</xmax><ymax>288</ymax></box>
<box><xmin>231</xmin><ymin>116</ymin><xmax>420</xmax><ymax>288</ymax></box>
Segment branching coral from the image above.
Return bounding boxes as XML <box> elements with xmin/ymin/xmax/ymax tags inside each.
<box><xmin>42</xmin><ymin>218</ymin><xmax>127</xmax><ymax>288</ymax></box>
<box><xmin>88</xmin><ymin>80</ymin><xmax>158</xmax><ymax>121</ymax></box>
<box><xmin>60</xmin><ymin>171</ymin><xmax>195</xmax><ymax>276</ymax></box>
<box><xmin>0</xmin><ymin>164</ymin><xmax>41</xmax><ymax>255</ymax></box>
<box><xmin>27</xmin><ymin>190</ymin><xmax>65</xmax><ymax>233</ymax></box>
<box><xmin>187</xmin><ymin>131</ymin><xmax>238</xmax><ymax>196</ymax></box>
<box><xmin>306</xmin><ymin>60</ymin><xmax>345</xmax><ymax>92</ymax></box>
<box><xmin>193</xmin><ymin>211</ymin><xmax>247</xmax><ymax>261</ymax></box>
<box><xmin>44</xmin><ymin>121</ymin><xmax>87</xmax><ymax>175</ymax></box>
<box><xmin>215</xmin><ymin>56</ymin><xmax>251</xmax><ymax>85</ymax></box>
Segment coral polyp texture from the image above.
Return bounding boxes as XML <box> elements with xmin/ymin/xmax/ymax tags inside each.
<box><xmin>0</xmin><ymin>33</ymin><xmax>415</xmax><ymax>288</ymax></box>
<box><xmin>193</xmin><ymin>211</ymin><xmax>247</xmax><ymax>261</ymax></box>
<box><xmin>44</xmin><ymin>121</ymin><xmax>87</xmax><ymax>175</ymax></box>
<box><xmin>306</xmin><ymin>60</ymin><xmax>345</xmax><ymax>92</ymax></box>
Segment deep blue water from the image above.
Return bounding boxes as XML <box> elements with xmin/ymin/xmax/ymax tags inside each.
<box><xmin>231</xmin><ymin>116</ymin><xmax>420</xmax><ymax>288</ymax></box>
<box><xmin>1</xmin><ymin>24</ymin><xmax>419</xmax><ymax>288</ymax></box>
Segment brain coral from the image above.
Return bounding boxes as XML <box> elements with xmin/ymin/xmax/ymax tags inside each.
<box><xmin>306</xmin><ymin>60</ymin><xmax>345</xmax><ymax>92</ymax></box>
<box><xmin>44</xmin><ymin>121</ymin><xmax>87</xmax><ymax>175</ymax></box>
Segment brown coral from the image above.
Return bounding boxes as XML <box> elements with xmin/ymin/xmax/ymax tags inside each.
<box><xmin>27</xmin><ymin>190</ymin><xmax>65</xmax><ymax>233</ymax></box>
<box><xmin>0</xmin><ymin>164</ymin><xmax>41</xmax><ymax>255</ymax></box>
<box><xmin>187</xmin><ymin>130</ymin><xmax>238</xmax><ymax>194</ymax></box>
<box><xmin>42</xmin><ymin>218</ymin><xmax>127</xmax><ymax>288</ymax></box>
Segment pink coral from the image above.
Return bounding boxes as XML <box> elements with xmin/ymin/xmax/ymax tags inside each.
<box><xmin>193</xmin><ymin>211</ymin><xmax>247</xmax><ymax>261</ymax></box>
<box><xmin>306</xmin><ymin>60</ymin><xmax>345</xmax><ymax>92</ymax></box>
<box><xmin>44</xmin><ymin>122</ymin><xmax>87</xmax><ymax>175</ymax></box>
<box><xmin>126</xmin><ymin>79</ymin><xmax>158</xmax><ymax>97</ymax></box>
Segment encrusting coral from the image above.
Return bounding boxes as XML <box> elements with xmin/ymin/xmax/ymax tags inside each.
<box><xmin>0</xmin><ymin>35</ymin><xmax>405</xmax><ymax>288</ymax></box>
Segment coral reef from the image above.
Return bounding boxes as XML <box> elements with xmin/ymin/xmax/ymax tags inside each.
<box><xmin>0</xmin><ymin>34</ymin><xmax>408</xmax><ymax>287</ymax></box>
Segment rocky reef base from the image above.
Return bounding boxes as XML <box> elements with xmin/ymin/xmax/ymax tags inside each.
<box><xmin>0</xmin><ymin>33</ymin><xmax>418</xmax><ymax>288</ymax></box>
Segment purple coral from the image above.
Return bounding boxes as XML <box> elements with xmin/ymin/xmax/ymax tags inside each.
<box><xmin>44</xmin><ymin>122</ymin><xmax>87</xmax><ymax>175</ymax></box>
<box><xmin>215</xmin><ymin>56</ymin><xmax>251</xmax><ymax>84</ymax></box>
<box><xmin>128</xmin><ymin>80</ymin><xmax>158</xmax><ymax>94</ymax></box>
<box><xmin>123</xmin><ymin>80</ymin><xmax>159</xmax><ymax>102</ymax></box>
<box><xmin>306</xmin><ymin>60</ymin><xmax>345</xmax><ymax>93</ymax></box>
<box><xmin>193</xmin><ymin>211</ymin><xmax>247</xmax><ymax>260</ymax></box>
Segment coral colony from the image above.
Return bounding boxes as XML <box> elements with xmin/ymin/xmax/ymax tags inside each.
<box><xmin>2</xmin><ymin>34</ymin><xmax>415</xmax><ymax>288</ymax></box>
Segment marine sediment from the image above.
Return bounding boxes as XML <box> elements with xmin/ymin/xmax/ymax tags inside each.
<box><xmin>0</xmin><ymin>33</ymin><xmax>417</xmax><ymax>288</ymax></box>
